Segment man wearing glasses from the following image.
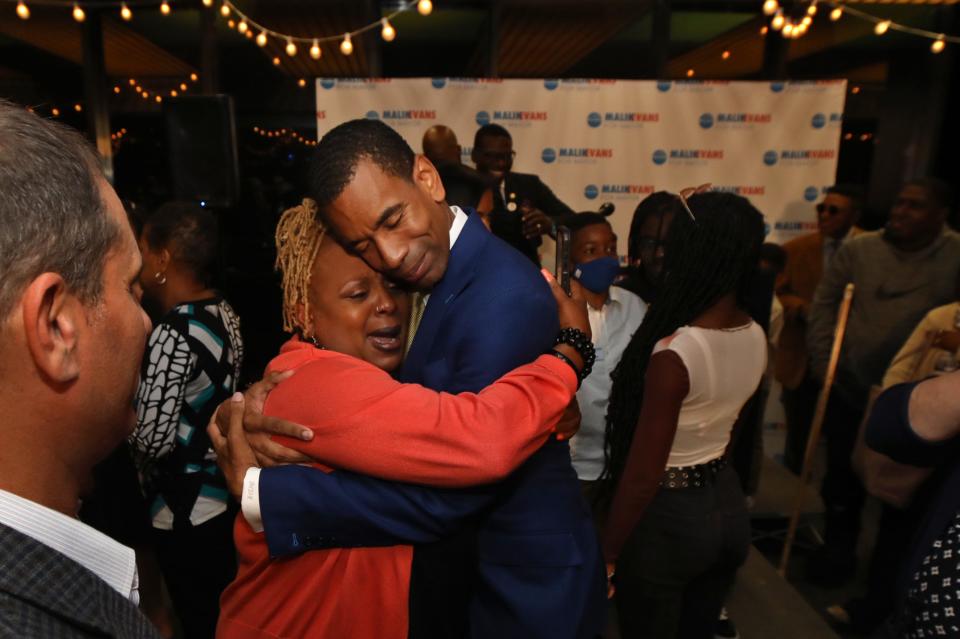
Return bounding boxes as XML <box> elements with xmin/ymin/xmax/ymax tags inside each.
<box><xmin>471</xmin><ymin>124</ymin><xmax>574</xmax><ymax>264</ymax></box>
<box><xmin>775</xmin><ymin>184</ymin><xmax>863</xmax><ymax>477</ymax></box>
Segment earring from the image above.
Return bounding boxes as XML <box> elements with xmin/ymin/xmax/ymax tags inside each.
<box><xmin>154</xmin><ymin>271</ymin><xmax>167</xmax><ymax>285</ymax></box>
<box><xmin>302</xmin><ymin>333</ymin><xmax>325</xmax><ymax>350</ymax></box>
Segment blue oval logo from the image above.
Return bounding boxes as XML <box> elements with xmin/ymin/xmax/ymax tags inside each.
<box><xmin>804</xmin><ymin>186</ymin><xmax>819</xmax><ymax>202</ymax></box>
<box><xmin>541</xmin><ymin>148</ymin><xmax>557</xmax><ymax>164</ymax></box>
<box><xmin>764</xmin><ymin>222</ymin><xmax>772</xmax><ymax>237</ymax></box>
<box><xmin>770</xmin><ymin>82</ymin><xmax>785</xmax><ymax>93</ymax></box>
<box><xmin>656</xmin><ymin>81</ymin><xmax>672</xmax><ymax>92</ymax></box>
<box><xmin>811</xmin><ymin>113</ymin><xmax>826</xmax><ymax>129</ymax></box>
<box><xmin>320</xmin><ymin>79</ymin><xmax>337</xmax><ymax>90</ymax></box>
<box><xmin>431</xmin><ymin>78</ymin><xmax>447</xmax><ymax>89</ymax></box>
<box><xmin>652</xmin><ymin>149</ymin><xmax>667</xmax><ymax>165</ymax></box>
<box><xmin>365</xmin><ymin>110</ymin><xmax>380</xmax><ymax>120</ymax></box>
<box><xmin>475</xmin><ymin>111</ymin><xmax>491</xmax><ymax>126</ymax></box>
<box><xmin>544</xmin><ymin>79</ymin><xmax>559</xmax><ymax>91</ymax></box>
<box><xmin>587</xmin><ymin>112</ymin><xmax>602</xmax><ymax>128</ymax></box>
<box><xmin>763</xmin><ymin>150</ymin><xmax>778</xmax><ymax>166</ymax></box>
<box><xmin>699</xmin><ymin>113</ymin><xmax>714</xmax><ymax>129</ymax></box>
<box><xmin>584</xmin><ymin>184</ymin><xmax>599</xmax><ymax>200</ymax></box>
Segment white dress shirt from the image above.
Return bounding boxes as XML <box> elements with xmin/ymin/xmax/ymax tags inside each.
<box><xmin>570</xmin><ymin>286</ymin><xmax>647</xmax><ymax>481</ymax></box>
<box><xmin>240</xmin><ymin>205</ymin><xmax>471</xmax><ymax>532</ymax></box>
<box><xmin>0</xmin><ymin>489</ymin><xmax>140</xmax><ymax>604</ymax></box>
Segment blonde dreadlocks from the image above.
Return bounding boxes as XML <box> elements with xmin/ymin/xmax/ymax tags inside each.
<box><xmin>275</xmin><ymin>198</ymin><xmax>327</xmax><ymax>336</ymax></box>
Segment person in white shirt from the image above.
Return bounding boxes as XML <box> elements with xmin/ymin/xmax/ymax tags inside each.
<box><xmin>564</xmin><ymin>211</ymin><xmax>647</xmax><ymax>510</ymax></box>
<box><xmin>0</xmin><ymin>100</ymin><xmax>158</xmax><ymax>638</ymax></box>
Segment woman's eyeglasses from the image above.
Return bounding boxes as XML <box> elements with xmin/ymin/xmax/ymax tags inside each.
<box><xmin>675</xmin><ymin>183</ymin><xmax>712</xmax><ymax>221</ymax></box>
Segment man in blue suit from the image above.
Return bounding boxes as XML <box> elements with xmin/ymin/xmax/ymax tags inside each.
<box><xmin>223</xmin><ymin>120</ymin><xmax>606</xmax><ymax>639</ymax></box>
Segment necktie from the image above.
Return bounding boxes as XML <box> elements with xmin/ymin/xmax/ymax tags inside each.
<box><xmin>405</xmin><ymin>292</ymin><xmax>427</xmax><ymax>354</ymax></box>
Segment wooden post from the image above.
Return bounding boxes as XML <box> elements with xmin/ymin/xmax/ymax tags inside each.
<box><xmin>778</xmin><ymin>283</ymin><xmax>855</xmax><ymax>576</ymax></box>
<box><xmin>81</xmin><ymin>8</ymin><xmax>113</xmax><ymax>182</ymax></box>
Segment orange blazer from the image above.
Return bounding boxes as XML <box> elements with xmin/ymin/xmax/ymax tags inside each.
<box><xmin>218</xmin><ymin>339</ymin><xmax>577</xmax><ymax>639</ymax></box>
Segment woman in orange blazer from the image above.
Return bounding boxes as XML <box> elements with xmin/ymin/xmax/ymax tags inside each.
<box><xmin>216</xmin><ymin>201</ymin><xmax>590</xmax><ymax>639</ymax></box>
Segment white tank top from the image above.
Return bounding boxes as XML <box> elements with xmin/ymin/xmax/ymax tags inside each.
<box><xmin>653</xmin><ymin>322</ymin><xmax>767</xmax><ymax>468</ymax></box>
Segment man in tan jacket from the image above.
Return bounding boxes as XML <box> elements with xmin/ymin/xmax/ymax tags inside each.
<box><xmin>775</xmin><ymin>185</ymin><xmax>863</xmax><ymax>474</ymax></box>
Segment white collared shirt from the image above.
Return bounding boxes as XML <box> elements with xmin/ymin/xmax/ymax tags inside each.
<box><xmin>570</xmin><ymin>286</ymin><xmax>647</xmax><ymax>480</ymax></box>
<box><xmin>240</xmin><ymin>204</ymin><xmax>472</xmax><ymax>532</ymax></box>
<box><xmin>0</xmin><ymin>489</ymin><xmax>140</xmax><ymax>604</ymax></box>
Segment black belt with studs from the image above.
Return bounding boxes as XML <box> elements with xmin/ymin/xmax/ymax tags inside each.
<box><xmin>660</xmin><ymin>457</ymin><xmax>727</xmax><ymax>489</ymax></box>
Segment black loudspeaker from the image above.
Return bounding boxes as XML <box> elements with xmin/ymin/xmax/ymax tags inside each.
<box><xmin>165</xmin><ymin>95</ymin><xmax>239</xmax><ymax>208</ymax></box>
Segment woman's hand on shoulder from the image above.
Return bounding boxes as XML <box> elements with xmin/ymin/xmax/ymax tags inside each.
<box><xmin>540</xmin><ymin>269</ymin><xmax>591</xmax><ymax>340</ymax></box>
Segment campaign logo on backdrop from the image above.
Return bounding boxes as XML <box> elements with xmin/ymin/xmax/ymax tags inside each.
<box><xmin>653</xmin><ymin>148</ymin><xmax>724</xmax><ymax>165</ymax></box>
<box><xmin>587</xmin><ymin>112</ymin><xmax>602</xmax><ymax>128</ymax></box>
<box><xmin>596</xmin><ymin>112</ymin><xmax>660</xmax><ymax>129</ymax></box>
<box><xmin>431</xmin><ymin>78</ymin><xmax>447</xmax><ymax>89</ymax></box>
<box><xmin>712</xmin><ymin>185</ymin><xmax>766</xmax><ymax>197</ymax></box>
<box><xmin>657</xmin><ymin>81</ymin><xmax>672</xmax><ymax>92</ymax></box>
<box><xmin>770</xmin><ymin>82</ymin><xmax>785</xmax><ymax>93</ymax></box>
<box><xmin>591</xmin><ymin>183</ymin><xmax>656</xmax><ymax>200</ymax></box>
<box><xmin>775</xmin><ymin>220</ymin><xmax>819</xmax><ymax>233</ymax></box>
<box><xmin>701</xmin><ymin>112</ymin><xmax>772</xmax><ymax>130</ymax></box>
<box><xmin>811</xmin><ymin>112</ymin><xmax>843</xmax><ymax>129</ymax></box>
<box><xmin>766</xmin><ymin>148</ymin><xmax>837</xmax><ymax>166</ymax></box>
<box><xmin>435</xmin><ymin>78</ymin><xmax>504</xmax><ymax>91</ymax></box>
<box><xmin>804</xmin><ymin>186</ymin><xmax>820</xmax><ymax>201</ymax></box>
<box><xmin>477</xmin><ymin>110</ymin><xmax>548</xmax><ymax>128</ymax></box>
<box><xmin>542</xmin><ymin>147</ymin><xmax>612</xmax><ymax>165</ymax></box>
<box><xmin>367</xmin><ymin>109</ymin><xmax>436</xmax><ymax>126</ymax></box>
<box><xmin>319</xmin><ymin>78</ymin><xmax>390</xmax><ymax>90</ymax></box>
<box><xmin>542</xmin><ymin>79</ymin><xmax>617</xmax><ymax>92</ymax></box>
<box><xmin>658</xmin><ymin>80</ymin><xmax>728</xmax><ymax>93</ymax></box>
<box><xmin>775</xmin><ymin>80</ymin><xmax>837</xmax><ymax>94</ymax></box>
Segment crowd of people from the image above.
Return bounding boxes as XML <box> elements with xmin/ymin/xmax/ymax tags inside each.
<box><xmin>1</xmin><ymin>95</ymin><xmax>959</xmax><ymax>639</ymax></box>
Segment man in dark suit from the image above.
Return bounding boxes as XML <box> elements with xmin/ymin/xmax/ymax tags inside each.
<box><xmin>0</xmin><ymin>101</ymin><xmax>158</xmax><ymax>638</ymax></box>
<box><xmin>216</xmin><ymin>119</ymin><xmax>605</xmax><ymax>639</ymax></box>
<box><xmin>472</xmin><ymin>123</ymin><xmax>575</xmax><ymax>263</ymax></box>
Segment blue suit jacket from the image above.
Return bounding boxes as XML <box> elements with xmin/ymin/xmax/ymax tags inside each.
<box><xmin>259</xmin><ymin>212</ymin><xmax>606</xmax><ymax>639</ymax></box>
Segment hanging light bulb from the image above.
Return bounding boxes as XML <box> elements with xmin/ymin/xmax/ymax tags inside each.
<box><xmin>72</xmin><ymin>3</ymin><xmax>85</xmax><ymax>22</ymax></box>
<box><xmin>179</xmin><ymin>82</ymin><xmax>188</xmax><ymax>90</ymax></box>
<box><xmin>220</xmin><ymin>3</ymin><xmax>230</xmax><ymax>17</ymax></box>
<box><xmin>16</xmin><ymin>1</ymin><xmax>29</xmax><ymax>20</ymax></box>
<box><xmin>244</xmin><ymin>29</ymin><xmax>253</xmax><ymax>39</ymax></box>
<box><xmin>782</xmin><ymin>22</ymin><xmax>794</xmax><ymax>37</ymax></box>
<box><xmin>807</xmin><ymin>2</ymin><xmax>817</xmax><ymax>16</ymax></box>
<box><xmin>417</xmin><ymin>0</ymin><xmax>432</xmax><ymax>16</ymax></box>
<box><xmin>874</xmin><ymin>20</ymin><xmax>890</xmax><ymax>35</ymax></box>
<box><xmin>272</xmin><ymin>56</ymin><xmax>281</xmax><ymax>66</ymax></box>
<box><xmin>170</xmin><ymin>89</ymin><xmax>178</xmax><ymax>97</ymax></box>
<box><xmin>931</xmin><ymin>36</ymin><xmax>946</xmax><ymax>54</ymax></box>
<box><xmin>298</xmin><ymin>78</ymin><xmax>307</xmax><ymax>88</ymax></box>
<box><xmin>340</xmin><ymin>33</ymin><xmax>353</xmax><ymax>55</ymax></box>
<box><xmin>257</xmin><ymin>30</ymin><xmax>268</xmax><ymax>46</ymax></box>
<box><xmin>830</xmin><ymin>6</ymin><xmax>843</xmax><ymax>21</ymax></box>
<box><xmin>801</xmin><ymin>15</ymin><xmax>812</xmax><ymax>27</ymax></box>
<box><xmin>202</xmin><ymin>0</ymin><xmax>213</xmax><ymax>6</ymax></box>
<box><xmin>237</xmin><ymin>20</ymin><xmax>247</xmax><ymax>33</ymax></box>
<box><xmin>762</xmin><ymin>0</ymin><xmax>778</xmax><ymax>16</ymax></box>
<box><xmin>142</xmin><ymin>91</ymin><xmax>149</xmax><ymax>99</ymax></box>
<box><xmin>190</xmin><ymin>72</ymin><xmax>198</xmax><ymax>82</ymax></box>
<box><xmin>155</xmin><ymin>95</ymin><xmax>163</xmax><ymax>103</ymax></box>
<box><xmin>113</xmin><ymin>85</ymin><xmax>121</xmax><ymax>94</ymax></box>
<box><xmin>795</xmin><ymin>21</ymin><xmax>809</xmax><ymax>36</ymax></box>
<box><xmin>120</xmin><ymin>3</ymin><xmax>132</xmax><ymax>20</ymax></box>
<box><xmin>74</xmin><ymin>103</ymin><xmax>82</xmax><ymax>112</ymax></box>
<box><xmin>160</xmin><ymin>1</ymin><xmax>170</xmax><ymax>16</ymax></box>
<box><xmin>771</xmin><ymin>10</ymin><xmax>785</xmax><ymax>31</ymax></box>
<box><xmin>381</xmin><ymin>18</ymin><xmax>396</xmax><ymax>41</ymax></box>
<box><xmin>760</xmin><ymin>25</ymin><xmax>769</xmax><ymax>36</ymax></box>
<box><xmin>285</xmin><ymin>38</ymin><xmax>297</xmax><ymax>56</ymax></box>
<box><xmin>686</xmin><ymin>68</ymin><xmax>695</xmax><ymax>77</ymax></box>
<box><xmin>310</xmin><ymin>40</ymin><xmax>322</xmax><ymax>59</ymax></box>
<box><xmin>721</xmin><ymin>50</ymin><xmax>731</xmax><ymax>60</ymax></box>
<box><xmin>128</xmin><ymin>78</ymin><xmax>136</xmax><ymax>86</ymax></box>
<box><xmin>51</xmin><ymin>107</ymin><xmax>60</xmax><ymax>117</ymax></box>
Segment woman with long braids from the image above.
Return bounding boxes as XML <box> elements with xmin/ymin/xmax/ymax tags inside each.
<box><xmin>600</xmin><ymin>191</ymin><xmax>768</xmax><ymax>638</ymax></box>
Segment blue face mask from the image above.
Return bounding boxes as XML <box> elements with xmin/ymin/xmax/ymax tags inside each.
<box><xmin>573</xmin><ymin>256</ymin><xmax>621</xmax><ymax>293</ymax></box>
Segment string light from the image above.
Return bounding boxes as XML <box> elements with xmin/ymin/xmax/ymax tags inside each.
<box><xmin>237</xmin><ymin>20</ymin><xmax>248</xmax><ymax>33</ymax></box>
<box><xmin>227</xmin><ymin>19</ymin><xmax>235</xmax><ymax>28</ymax></box>
<box><xmin>170</xmin><ymin>89</ymin><xmax>178</xmax><ymax>97</ymax></box>
<box><xmin>771</xmin><ymin>11</ymin><xmax>785</xmax><ymax>31</ymax></box>
<box><xmin>760</xmin><ymin>25</ymin><xmax>768</xmax><ymax>36</ymax></box>
<box><xmin>417</xmin><ymin>0</ymin><xmax>432</xmax><ymax>16</ymax></box>
<box><xmin>244</xmin><ymin>29</ymin><xmax>253</xmax><ymax>39</ymax></box>
<box><xmin>141</xmin><ymin>91</ymin><xmax>149</xmax><ymax>99</ymax></box>
<box><xmin>782</xmin><ymin>23</ymin><xmax>794</xmax><ymax>37</ymax></box>
<box><xmin>807</xmin><ymin>2</ymin><xmax>817</xmax><ymax>17</ymax></box>
<box><xmin>72</xmin><ymin>3</ymin><xmax>85</xmax><ymax>22</ymax></box>
<box><xmin>340</xmin><ymin>33</ymin><xmax>353</xmax><ymax>55</ymax></box>
<box><xmin>128</xmin><ymin>78</ymin><xmax>136</xmax><ymax>86</ymax></box>
<box><xmin>160</xmin><ymin>1</ymin><xmax>170</xmax><ymax>16</ymax></box>
<box><xmin>202</xmin><ymin>0</ymin><xmax>213</xmax><ymax>6</ymax></box>
<box><xmin>721</xmin><ymin>50</ymin><xmax>731</xmax><ymax>60</ymax></box>
<box><xmin>155</xmin><ymin>95</ymin><xmax>163</xmax><ymax>103</ymax></box>
<box><xmin>120</xmin><ymin>3</ymin><xmax>132</xmax><ymax>20</ymax></box>
<box><xmin>190</xmin><ymin>73</ymin><xmax>198</xmax><ymax>82</ymax></box>
<box><xmin>686</xmin><ymin>68</ymin><xmax>695</xmax><ymax>77</ymax></box>
<box><xmin>113</xmin><ymin>85</ymin><xmax>121</xmax><ymax>94</ymax></box>
<box><xmin>285</xmin><ymin>38</ymin><xmax>297</xmax><ymax>56</ymax></box>
<box><xmin>802</xmin><ymin>15</ymin><xmax>812</xmax><ymax>27</ymax></box>
<box><xmin>257</xmin><ymin>31</ymin><xmax>268</xmax><ymax>46</ymax></box>
<box><xmin>180</xmin><ymin>82</ymin><xmax>188</xmax><ymax>90</ymax></box>
<box><xmin>762</xmin><ymin>0</ymin><xmax>778</xmax><ymax>16</ymax></box>
<box><xmin>830</xmin><ymin>6</ymin><xmax>842</xmax><ymax>21</ymax></box>
<box><xmin>932</xmin><ymin>36</ymin><xmax>945</xmax><ymax>54</ymax></box>
<box><xmin>874</xmin><ymin>20</ymin><xmax>890</xmax><ymax>36</ymax></box>
<box><xmin>272</xmin><ymin>56</ymin><xmax>281</xmax><ymax>65</ymax></box>
<box><xmin>298</xmin><ymin>78</ymin><xmax>307</xmax><ymax>87</ymax></box>
<box><xmin>310</xmin><ymin>40</ymin><xmax>322</xmax><ymax>59</ymax></box>
<box><xmin>220</xmin><ymin>3</ymin><xmax>229</xmax><ymax>17</ymax></box>
<box><xmin>73</xmin><ymin>103</ymin><xmax>82</xmax><ymax>112</ymax></box>
<box><xmin>381</xmin><ymin>18</ymin><xmax>396</xmax><ymax>42</ymax></box>
<box><xmin>51</xmin><ymin>107</ymin><xmax>60</xmax><ymax>117</ymax></box>
<box><xmin>16</xmin><ymin>1</ymin><xmax>29</xmax><ymax>20</ymax></box>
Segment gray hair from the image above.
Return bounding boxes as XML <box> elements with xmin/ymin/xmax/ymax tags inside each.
<box><xmin>0</xmin><ymin>99</ymin><xmax>119</xmax><ymax>322</ymax></box>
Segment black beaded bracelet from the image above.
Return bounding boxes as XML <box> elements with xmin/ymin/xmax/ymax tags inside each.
<box><xmin>549</xmin><ymin>350</ymin><xmax>582</xmax><ymax>388</ymax></box>
<box><xmin>554</xmin><ymin>327</ymin><xmax>596</xmax><ymax>384</ymax></box>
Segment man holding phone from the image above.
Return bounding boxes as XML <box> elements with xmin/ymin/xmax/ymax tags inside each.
<box><xmin>472</xmin><ymin>124</ymin><xmax>575</xmax><ymax>264</ymax></box>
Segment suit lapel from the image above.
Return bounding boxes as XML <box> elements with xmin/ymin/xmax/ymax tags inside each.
<box><xmin>0</xmin><ymin>523</ymin><xmax>154</xmax><ymax>638</ymax></box>
<box><xmin>401</xmin><ymin>211</ymin><xmax>488</xmax><ymax>382</ymax></box>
